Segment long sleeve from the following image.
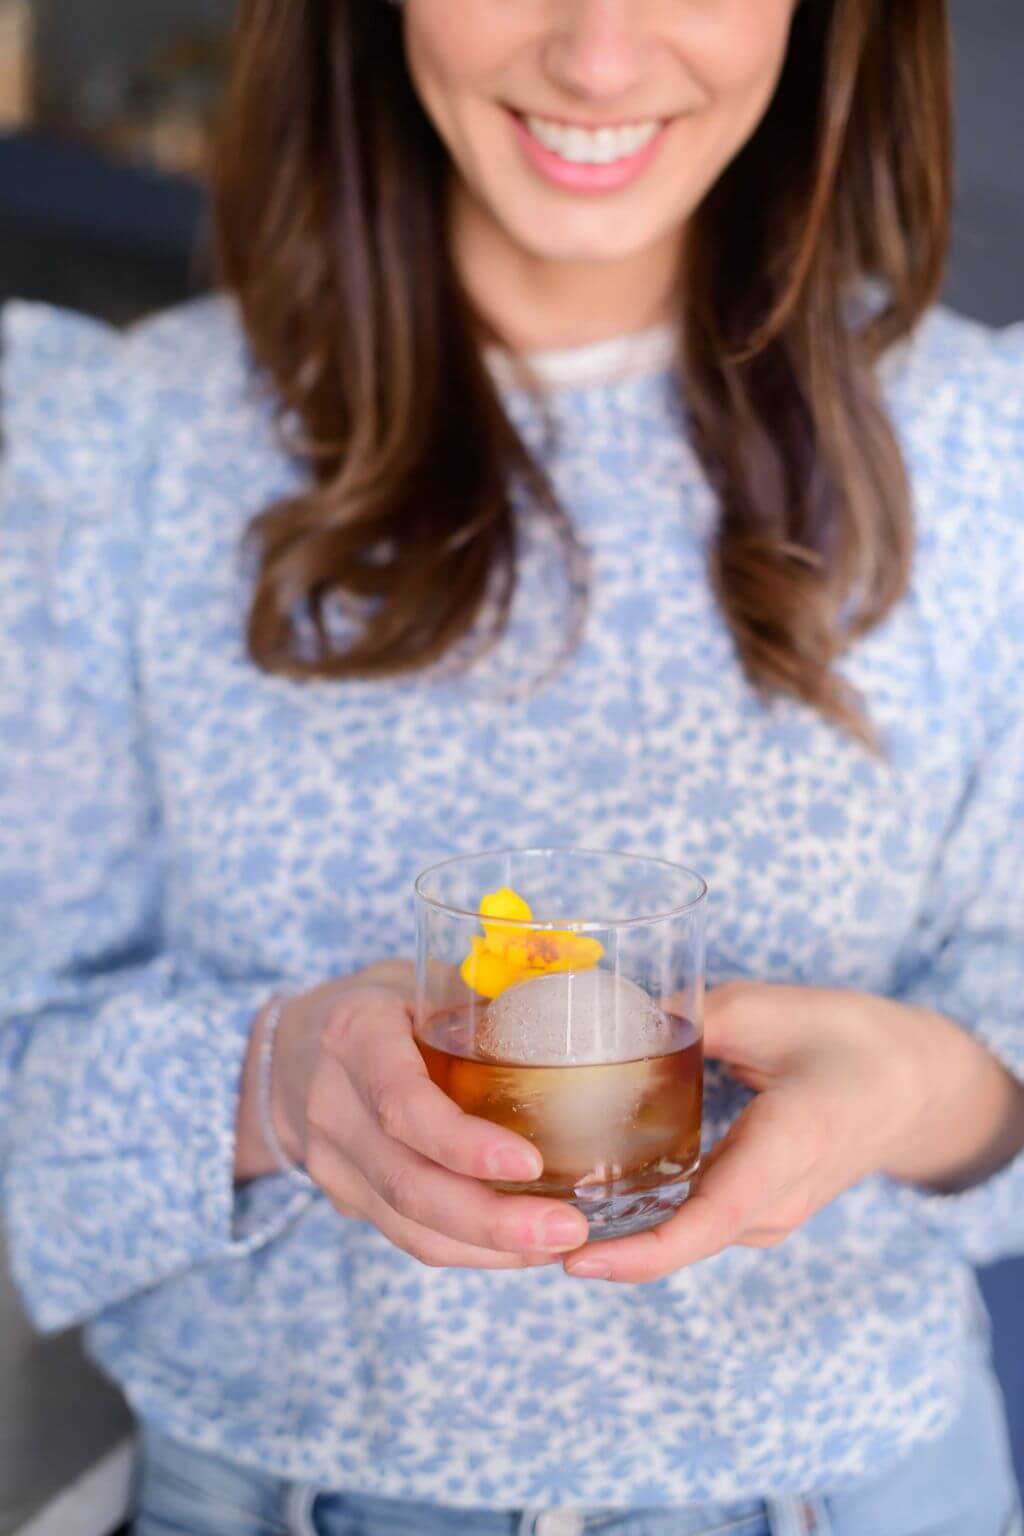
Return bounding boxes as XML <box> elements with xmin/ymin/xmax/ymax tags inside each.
<box><xmin>0</xmin><ymin>303</ymin><xmax>312</xmax><ymax>1332</ymax></box>
<box><xmin>887</xmin><ymin>441</ymin><xmax>1024</xmax><ymax>1266</ymax></box>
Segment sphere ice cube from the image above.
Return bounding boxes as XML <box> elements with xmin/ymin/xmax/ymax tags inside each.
<box><xmin>477</xmin><ymin>967</ymin><xmax>669</xmax><ymax>1066</ymax></box>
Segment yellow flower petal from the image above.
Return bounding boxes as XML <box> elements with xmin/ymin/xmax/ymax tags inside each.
<box><xmin>522</xmin><ymin>930</ymin><xmax>605</xmax><ymax>970</ymax></box>
<box><xmin>480</xmin><ymin>887</ymin><xmax>534</xmax><ymax>950</ymax></box>
<box><xmin>480</xmin><ymin>888</ymin><xmax>533</xmax><ymax>923</ymax></box>
<box><xmin>461</xmin><ymin>887</ymin><xmax>606</xmax><ymax>998</ymax></box>
<box><xmin>459</xmin><ymin>937</ymin><xmax>525</xmax><ymax>1000</ymax></box>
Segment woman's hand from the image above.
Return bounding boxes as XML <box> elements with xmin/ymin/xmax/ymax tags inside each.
<box><xmin>564</xmin><ymin>981</ymin><xmax>1024</xmax><ymax>1284</ymax></box>
<box><xmin>237</xmin><ymin>962</ymin><xmax>590</xmax><ymax>1269</ymax></box>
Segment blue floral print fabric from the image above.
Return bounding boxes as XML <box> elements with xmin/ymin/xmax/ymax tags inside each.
<box><xmin>0</xmin><ymin>297</ymin><xmax>1022</xmax><ymax>1508</ymax></box>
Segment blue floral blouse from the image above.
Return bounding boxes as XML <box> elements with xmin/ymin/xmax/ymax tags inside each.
<box><xmin>1</xmin><ymin>296</ymin><xmax>1022</xmax><ymax>1509</ymax></box>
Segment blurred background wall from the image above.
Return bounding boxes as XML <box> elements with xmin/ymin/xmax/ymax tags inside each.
<box><xmin>0</xmin><ymin>0</ymin><xmax>228</xmax><ymax>320</ymax></box>
<box><xmin>946</xmin><ymin>0</ymin><xmax>1024</xmax><ymax>323</ymax></box>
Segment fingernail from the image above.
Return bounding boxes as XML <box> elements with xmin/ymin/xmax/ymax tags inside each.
<box><xmin>486</xmin><ymin>1147</ymin><xmax>542</xmax><ymax>1182</ymax></box>
<box><xmin>566</xmin><ymin>1257</ymin><xmax>612</xmax><ymax>1280</ymax></box>
<box><xmin>539</xmin><ymin>1213</ymin><xmax>588</xmax><ymax>1249</ymax></box>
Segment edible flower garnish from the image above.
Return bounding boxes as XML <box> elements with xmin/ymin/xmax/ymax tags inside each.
<box><xmin>460</xmin><ymin>886</ymin><xmax>605</xmax><ymax>999</ymax></box>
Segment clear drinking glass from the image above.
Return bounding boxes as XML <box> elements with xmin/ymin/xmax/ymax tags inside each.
<box><xmin>414</xmin><ymin>847</ymin><xmax>707</xmax><ymax>1241</ymax></box>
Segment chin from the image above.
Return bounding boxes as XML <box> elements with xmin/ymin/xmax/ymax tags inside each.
<box><xmin>503</xmin><ymin>211</ymin><xmax>664</xmax><ymax>268</ymax></box>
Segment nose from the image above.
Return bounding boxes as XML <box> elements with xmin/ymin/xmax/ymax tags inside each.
<box><xmin>542</xmin><ymin>0</ymin><xmax>647</xmax><ymax>104</ymax></box>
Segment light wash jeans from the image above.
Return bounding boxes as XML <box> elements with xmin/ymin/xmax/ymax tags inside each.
<box><xmin>134</xmin><ymin>1341</ymin><xmax>1021</xmax><ymax>1536</ymax></box>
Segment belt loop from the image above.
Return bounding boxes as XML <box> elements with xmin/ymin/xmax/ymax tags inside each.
<box><xmin>518</xmin><ymin>1513</ymin><xmax>585</xmax><ymax>1536</ymax></box>
<box><xmin>766</xmin><ymin>1495</ymin><xmax>831</xmax><ymax>1536</ymax></box>
<box><xmin>285</xmin><ymin>1480</ymin><xmax>321</xmax><ymax>1536</ymax></box>
<box><xmin>802</xmin><ymin>1495</ymin><xmax>835</xmax><ymax>1535</ymax></box>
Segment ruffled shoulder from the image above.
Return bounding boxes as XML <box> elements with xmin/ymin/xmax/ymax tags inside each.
<box><xmin>1</xmin><ymin>297</ymin><xmax>253</xmax><ymax>709</ymax></box>
<box><xmin>2</xmin><ymin>304</ymin><xmax>160</xmax><ymax>716</ymax></box>
<box><xmin>2</xmin><ymin>302</ymin><xmax>143</xmax><ymax>527</ymax></box>
<box><xmin>2</xmin><ymin>295</ymin><xmax>252</xmax><ymax>512</ymax></box>
<box><xmin>879</xmin><ymin>307</ymin><xmax>1024</xmax><ymax>633</ymax></box>
<box><xmin>883</xmin><ymin>305</ymin><xmax>1024</xmax><ymax>508</ymax></box>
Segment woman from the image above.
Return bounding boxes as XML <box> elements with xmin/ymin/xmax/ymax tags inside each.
<box><xmin>1</xmin><ymin>0</ymin><xmax>1022</xmax><ymax>1532</ymax></box>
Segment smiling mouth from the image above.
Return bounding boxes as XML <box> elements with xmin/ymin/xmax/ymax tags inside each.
<box><xmin>510</xmin><ymin>108</ymin><xmax>672</xmax><ymax>167</ymax></box>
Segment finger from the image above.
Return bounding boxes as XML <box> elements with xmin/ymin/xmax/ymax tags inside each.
<box><xmin>326</xmin><ymin>992</ymin><xmax>544</xmax><ymax>1183</ymax></box>
<box><xmin>308</xmin><ymin>1136</ymin><xmax>561</xmax><ymax>1271</ymax></box>
<box><xmin>333</xmin><ymin>1107</ymin><xmax>589</xmax><ymax>1254</ymax></box>
<box><xmin>563</xmin><ymin>1096</ymin><xmax>806</xmax><ymax>1283</ymax></box>
<box><xmin>702</xmin><ymin>981</ymin><xmax>778</xmax><ymax>1066</ymax></box>
<box><xmin>702</xmin><ymin>981</ymin><xmax>838</xmax><ymax>1075</ymax></box>
<box><xmin>350</xmin><ymin>961</ymin><xmax>418</xmax><ymax>1002</ymax></box>
<box><xmin>733</xmin><ymin>1225</ymin><xmax>795</xmax><ymax>1249</ymax></box>
<box><xmin>659</xmin><ymin>983</ymin><xmax>781</xmax><ymax>1093</ymax></box>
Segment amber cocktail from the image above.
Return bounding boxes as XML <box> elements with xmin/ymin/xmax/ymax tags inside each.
<box><xmin>414</xmin><ymin>849</ymin><xmax>707</xmax><ymax>1240</ymax></box>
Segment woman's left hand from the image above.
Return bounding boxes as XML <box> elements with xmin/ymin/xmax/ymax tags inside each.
<box><xmin>563</xmin><ymin>981</ymin><xmax>1022</xmax><ymax>1284</ymax></box>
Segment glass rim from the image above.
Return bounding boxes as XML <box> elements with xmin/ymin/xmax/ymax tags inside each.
<box><xmin>413</xmin><ymin>845</ymin><xmax>708</xmax><ymax>931</ymax></box>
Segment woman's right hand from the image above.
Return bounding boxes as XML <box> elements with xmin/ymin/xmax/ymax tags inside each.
<box><xmin>239</xmin><ymin>965</ymin><xmax>590</xmax><ymax>1269</ymax></box>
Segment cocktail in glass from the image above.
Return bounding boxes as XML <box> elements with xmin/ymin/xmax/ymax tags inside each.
<box><xmin>414</xmin><ymin>848</ymin><xmax>707</xmax><ymax>1241</ymax></box>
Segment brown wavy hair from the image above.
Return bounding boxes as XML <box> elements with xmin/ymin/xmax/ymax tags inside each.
<box><xmin>214</xmin><ymin>0</ymin><xmax>952</xmax><ymax>740</ymax></box>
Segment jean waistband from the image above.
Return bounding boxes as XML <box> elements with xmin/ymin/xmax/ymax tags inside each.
<box><xmin>136</xmin><ymin>1426</ymin><xmax>832</xmax><ymax>1536</ymax></box>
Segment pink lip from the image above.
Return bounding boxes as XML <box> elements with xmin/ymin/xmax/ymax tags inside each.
<box><xmin>507</xmin><ymin>109</ymin><xmax>670</xmax><ymax>193</ymax></box>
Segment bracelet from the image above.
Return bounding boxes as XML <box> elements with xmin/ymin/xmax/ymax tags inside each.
<box><xmin>258</xmin><ymin>995</ymin><xmax>316</xmax><ymax>1190</ymax></box>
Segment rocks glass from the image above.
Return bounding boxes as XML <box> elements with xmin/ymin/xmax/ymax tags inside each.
<box><xmin>414</xmin><ymin>848</ymin><xmax>707</xmax><ymax>1241</ymax></box>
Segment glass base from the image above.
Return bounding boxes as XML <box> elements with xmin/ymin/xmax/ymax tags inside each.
<box><xmin>490</xmin><ymin>1158</ymin><xmax>699</xmax><ymax>1242</ymax></box>
<box><xmin>571</xmin><ymin>1169</ymin><xmax>695</xmax><ymax>1241</ymax></box>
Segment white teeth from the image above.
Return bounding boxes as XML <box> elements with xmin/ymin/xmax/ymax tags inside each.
<box><xmin>567</xmin><ymin>126</ymin><xmax>590</xmax><ymax>161</ymax></box>
<box><xmin>524</xmin><ymin>114</ymin><xmax>660</xmax><ymax>165</ymax></box>
<box><xmin>594</xmin><ymin>128</ymin><xmax>617</xmax><ymax>164</ymax></box>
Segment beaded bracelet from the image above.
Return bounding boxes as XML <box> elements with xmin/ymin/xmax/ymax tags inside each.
<box><xmin>258</xmin><ymin>995</ymin><xmax>316</xmax><ymax>1190</ymax></box>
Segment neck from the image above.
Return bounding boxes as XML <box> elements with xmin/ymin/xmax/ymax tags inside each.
<box><xmin>450</xmin><ymin>179</ymin><xmax>683</xmax><ymax>356</ymax></box>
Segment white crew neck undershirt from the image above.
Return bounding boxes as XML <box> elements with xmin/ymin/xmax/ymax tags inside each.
<box><xmin>484</xmin><ymin>321</ymin><xmax>678</xmax><ymax>392</ymax></box>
